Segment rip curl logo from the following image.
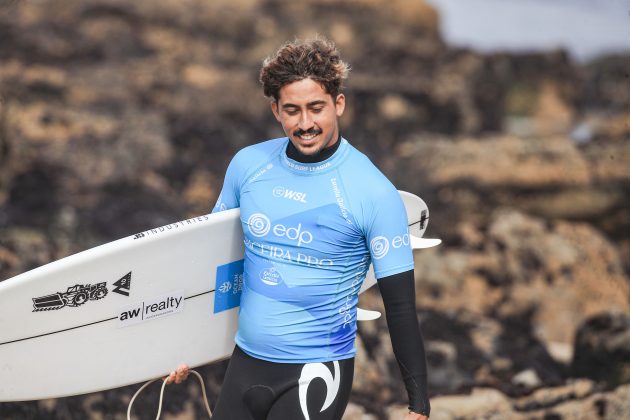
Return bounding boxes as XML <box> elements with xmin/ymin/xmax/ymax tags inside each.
<box><xmin>370</xmin><ymin>236</ymin><xmax>390</xmax><ymax>259</ymax></box>
<box><xmin>247</xmin><ymin>213</ymin><xmax>271</xmax><ymax>237</ymax></box>
<box><xmin>299</xmin><ymin>361</ymin><xmax>340</xmax><ymax>420</ymax></box>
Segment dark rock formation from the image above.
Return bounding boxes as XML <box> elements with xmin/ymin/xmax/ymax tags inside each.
<box><xmin>0</xmin><ymin>0</ymin><xmax>629</xmax><ymax>418</ymax></box>
<box><xmin>572</xmin><ymin>313</ymin><xmax>630</xmax><ymax>387</ymax></box>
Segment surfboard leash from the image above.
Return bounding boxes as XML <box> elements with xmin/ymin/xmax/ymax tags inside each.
<box><xmin>127</xmin><ymin>370</ymin><xmax>213</xmax><ymax>420</ymax></box>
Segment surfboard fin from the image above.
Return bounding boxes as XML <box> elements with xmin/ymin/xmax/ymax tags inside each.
<box><xmin>357</xmin><ymin>308</ymin><xmax>381</xmax><ymax>321</ymax></box>
<box><xmin>411</xmin><ymin>237</ymin><xmax>441</xmax><ymax>249</ymax></box>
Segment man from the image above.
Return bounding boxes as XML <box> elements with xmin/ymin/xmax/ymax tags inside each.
<box><xmin>169</xmin><ymin>37</ymin><xmax>430</xmax><ymax>419</ymax></box>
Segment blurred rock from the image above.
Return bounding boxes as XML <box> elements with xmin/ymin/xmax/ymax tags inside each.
<box><xmin>353</xmin><ymin>334</ymin><xmax>386</xmax><ymax>397</ymax></box>
<box><xmin>425</xmin><ymin>340</ymin><xmax>469</xmax><ymax>392</ymax></box>
<box><xmin>1</xmin><ymin>0</ymin><xmax>629</xmax><ymax>418</ymax></box>
<box><xmin>513</xmin><ymin>378</ymin><xmax>595</xmax><ymax>412</ymax></box>
<box><xmin>581</xmin><ymin>54</ymin><xmax>630</xmax><ymax>111</ymax></box>
<box><xmin>342</xmin><ymin>402</ymin><xmax>378</xmax><ymax>420</ymax></box>
<box><xmin>414</xmin><ymin>209</ymin><xmax>629</xmax><ymax>349</ymax></box>
<box><xmin>388</xmin><ymin>382</ymin><xmax>630</xmax><ymax>420</ymax></box>
<box><xmin>422</xmin><ymin>387</ymin><xmax>513</xmax><ymax>420</ymax></box>
<box><xmin>512</xmin><ymin>369</ymin><xmax>542</xmax><ymax>389</ymax></box>
<box><xmin>518</xmin><ymin>382</ymin><xmax>630</xmax><ymax>420</ymax></box>
<box><xmin>398</xmin><ymin>134</ymin><xmax>590</xmax><ymax>190</ymax></box>
<box><xmin>572</xmin><ymin>312</ymin><xmax>630</xmax><ymax>387</ymax></box>
<box><xmin>0</xmin><ymin>228</ymin><xmax>52</xmax><ymax>277</ymax></box>
<box><xmin>5</xmin><ymin>102</ymin><xmax>171</xmax><ymax>188</ymax></box>
<box><xmin>546</xmin><ymin>341</ymin><xmax>573</xmax><ymax>365</ymax></box>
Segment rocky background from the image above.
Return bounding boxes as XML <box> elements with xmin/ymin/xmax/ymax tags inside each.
<box><xmin>0</xmin><ymin>0</ymin><xmax>629</xmax><ymax>419</ymax></box>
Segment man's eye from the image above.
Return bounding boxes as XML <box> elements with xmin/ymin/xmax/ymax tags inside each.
<box><xmin>312</xmin><ymin>108</ymin><xmax>323</xmax><ymax>113</ymax></box>
<box><xmin>286</xmin><ymin>109</ymin><xmax>299</xmax><ymax>116</ymax></box>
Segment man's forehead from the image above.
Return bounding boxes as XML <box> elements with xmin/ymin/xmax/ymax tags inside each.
<box><xmin>277</xmin><ymin>78</ymin><xmax>331</xmax><ymax>104</ymax></box>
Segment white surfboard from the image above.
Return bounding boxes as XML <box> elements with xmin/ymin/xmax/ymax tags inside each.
<box><xmin>0</xmin><ymin>191</ymin><xmax>439</xmax><ymax>401</ymax></box>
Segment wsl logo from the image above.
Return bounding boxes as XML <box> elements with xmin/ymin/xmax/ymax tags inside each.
<box><xmin>272</xmin><ymin>186</ymin><xmax>308</xmax><ymax>203</ymax></box>
<box><xmin>247</xmin><ymin>213</ymin><xmax>271</xmax><ymax>237</ymax></box>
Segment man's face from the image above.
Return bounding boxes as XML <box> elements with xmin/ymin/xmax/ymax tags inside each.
<box><xmin>271</xmin><ymin>78</ymin><xmax>345</xmax><ymax>156</ymax></box>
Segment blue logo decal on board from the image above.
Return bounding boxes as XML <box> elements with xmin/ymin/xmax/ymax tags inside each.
<box><xmin>214</xmin><ymin>260</ymin><xmax>244</xmax><ymax>313</ymax></box>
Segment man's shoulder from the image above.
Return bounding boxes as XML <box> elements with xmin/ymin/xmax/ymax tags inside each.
<box><xmin>228</xmin><ymin>137</ymin><xmax>286</xmax><ymax>177</ymax></box>
<box><xmin>343</xmin><ymin>143</ymin><xmax>396</xmax><ymax>193</ymax></box>
<box><xmin>224</xmin><ymin>138</ymin><xmax>286</xmax><ymax>185</ymax></box>
<box><xmin>234</xmin><ymin>137</ymin><xmax>287</xmax><ymax>162</ymax></box>
<box><xmin>334</xmin><ymin>143</ymin><xmax>401</xmax><ymax>221</ymax></box>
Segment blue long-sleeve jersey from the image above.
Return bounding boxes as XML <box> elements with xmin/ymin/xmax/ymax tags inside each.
<box><xmin>213</xmin><ymin>137</ymin><xmax>413</xmax><ymax>363</ymax></box>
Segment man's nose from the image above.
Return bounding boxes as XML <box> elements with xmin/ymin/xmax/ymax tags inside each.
<box><xmin>298</xmin><ymin>112</ymin><xmax>314</xmax><ymax>130</ymax></box>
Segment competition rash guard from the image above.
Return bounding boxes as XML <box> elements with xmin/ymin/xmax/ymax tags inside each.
<box><xmin>212</xmin><ymin>137</ymin><xmax>414</xmax><ymax>363</ymax></box>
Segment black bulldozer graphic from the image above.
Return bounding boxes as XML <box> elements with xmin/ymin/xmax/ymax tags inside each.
<box><xmin>32</xmin><ymin>283</ymin><xmax>108</xmax><ymax>311</ymax></box>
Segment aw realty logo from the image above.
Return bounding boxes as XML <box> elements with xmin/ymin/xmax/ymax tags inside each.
<box><xmin>118</xmin><ymin>290</ymin><xmax>184</xmax><ymax>328</ymax></box>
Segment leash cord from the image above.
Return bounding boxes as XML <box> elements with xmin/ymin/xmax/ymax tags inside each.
<box><xmin>127</xmin><ymin>370</ymin><xmax>213</xmax><ymax>419</ymax></box>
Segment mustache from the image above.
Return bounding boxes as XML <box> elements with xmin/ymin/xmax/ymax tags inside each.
<box><xmin>294</xmin><ymin>128</ymin><xmax>322</xmax><ymax>137</ymax></box>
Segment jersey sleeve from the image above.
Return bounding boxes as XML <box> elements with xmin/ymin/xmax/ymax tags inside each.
<box><xmin>365</xmin><ymin>185</ymin><xmax>414</xmax><ymax>279</ymax></box>
<box><xmin>212</xmin><ymin>155</ymin><xmax>242</xmax><ymax>213</ymax></box>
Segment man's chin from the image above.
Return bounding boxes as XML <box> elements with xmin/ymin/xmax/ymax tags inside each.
<box><xmin>291</xmin><ymin>139</ymin><xmax>321</xmax><ymax>155</ymax></box>
<box><xmin>296</xmin><ymin>146</ymin><xmax>320</xmax><ymax>156</ymax></box>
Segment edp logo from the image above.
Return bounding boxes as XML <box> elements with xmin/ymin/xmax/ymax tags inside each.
<box><xmin>247</xmin><ymin>213</ymin><xmax>271</xmax><ymax>237</ymax></box>
<box><xmin>370</xmin><ymin>233</ymin><xmax>410</xmax><ymax>259</ymax></box>
<box><xmin>246</xmin><ymin>213</ymin><xmax>313</xmax><ymax>247</ymax></box>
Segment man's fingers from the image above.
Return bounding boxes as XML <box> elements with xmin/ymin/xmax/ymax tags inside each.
<box><xmin>176</xmin><ymin>364</ymin><xmax>190</xmax><ymax>382</ymax></box>
<box><xmin>166</xmin><ymin>364</ymin><xmax>190</xmax><ymax>384</ymax></box>
<box><xmin>165</xmin><ymin>371</ymin><xmax>176</xmax><ymax>384</ymax></box>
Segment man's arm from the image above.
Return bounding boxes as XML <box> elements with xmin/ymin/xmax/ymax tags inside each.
<box><xmin>378</xmin><ymin>269</ymin><xmax>430</xmax><ymax>418</ymax></box>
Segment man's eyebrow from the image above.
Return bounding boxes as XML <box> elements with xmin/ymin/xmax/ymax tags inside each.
<box><xmin>281</xmin><ymin>100</ymin><xmax>328</xmax><ymax>109</ymax></box>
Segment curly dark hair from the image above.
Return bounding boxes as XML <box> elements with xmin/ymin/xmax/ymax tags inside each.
<box><xmin>259</xmin><ymin>37</ymin><xmax>350</xmax><ymax>101</ymax></box>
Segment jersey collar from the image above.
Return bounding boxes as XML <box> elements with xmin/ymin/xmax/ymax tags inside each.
<box><xmin>280</xmin><ymin>137</ymin><xmax>349</xmax><ymax>175</ymax></box>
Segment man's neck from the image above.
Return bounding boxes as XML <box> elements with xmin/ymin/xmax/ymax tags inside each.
<box><xmin>286</xmin><ymin>134</ymin><xmax>342</xmax><ymax>163</ymax></box>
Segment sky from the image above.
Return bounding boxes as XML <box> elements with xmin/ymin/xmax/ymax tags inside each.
<box><xmin>426</xmin><ymin>0</ymin><xmax>630</xmax><ymax>62</ymax></box>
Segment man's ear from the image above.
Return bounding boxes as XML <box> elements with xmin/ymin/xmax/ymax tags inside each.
<box><xmin>271</xmin><ymin>100</ymin><xmax>281</xmax><ymax>122</ymax></box>
<box><xmin>335</xmin><ymin>94</ymin><xmax>346</xmax><ymax>117</ymax></box>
